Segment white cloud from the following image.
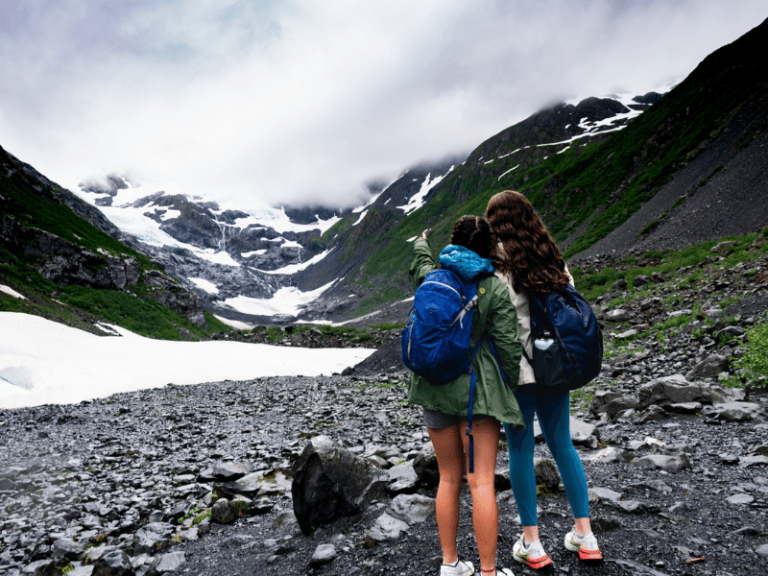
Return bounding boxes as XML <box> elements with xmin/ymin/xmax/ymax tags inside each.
<box><xmin>0</xmin><ymin>0</ymin><xmax>765</xmax><ymax>210</ymax></box>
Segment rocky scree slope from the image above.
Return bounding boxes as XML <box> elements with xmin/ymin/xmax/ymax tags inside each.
<box><xmin>2</xmin><ymin>234</ymin><xmax>768</xmax><ymax>575</ymax></box>
<box><xmin>0</xmin><ymin>145</ymin><xmax>209</xmax><ymax>337</ymax></box>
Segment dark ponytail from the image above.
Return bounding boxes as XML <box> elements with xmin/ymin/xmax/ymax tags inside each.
<box><xmin>450</xmin><ymin>215</ymin><xmax>492</xmax><ymax>259</ymax></box>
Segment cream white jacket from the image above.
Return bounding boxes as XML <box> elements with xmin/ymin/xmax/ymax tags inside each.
<box><xmin>495</xmin><ymin>257</ymin><xmax>573</xmax><ymax>387</ymax></box>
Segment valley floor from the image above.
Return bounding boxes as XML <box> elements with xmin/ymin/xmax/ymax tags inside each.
<box><xmin>1</xmin><ymin>371</ymin><xmax>767</xmax><ymax>576</ymax></box>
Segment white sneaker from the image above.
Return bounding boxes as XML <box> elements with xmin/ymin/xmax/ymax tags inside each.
<box><xmin>564</xmin><ymin>528</ymin><xmax>603</xmax><ymax>561</ymax></box>
<box><xmin>512</xmin><ymin>535</ymin><xmax>552</xmax><ymax>570</ymax></box>
<box><xmin>440</xmin><ymin>559</ymin><xmax>474</xmax><ymax>576</ymax></box>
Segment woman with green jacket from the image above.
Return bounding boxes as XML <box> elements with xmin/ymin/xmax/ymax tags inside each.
<box><xmin>407</xmin><ymin>215</ymin><xmax>523</xmax><ymax>576</ymax></box>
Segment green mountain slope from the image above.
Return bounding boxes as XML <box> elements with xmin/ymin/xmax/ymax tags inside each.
<box><xmin>315</xmin><ymin>17</ymin><xmax>768</xmax><ymax>319</ymax></box>
<box><xmin>0</xmin><ymin>145</ymin><xmax>230</xmax><ymax>339</ymax></box>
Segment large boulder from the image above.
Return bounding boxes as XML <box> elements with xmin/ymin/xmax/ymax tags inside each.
<box><xmin>637</xmin><ymin>375</ymin><xmax>727</xmax><ymax>408</ymax></box>
<box><xmin>291</xmin><ymin>435</ymin><xmax>389</xmax><ymax>534</ymax></box>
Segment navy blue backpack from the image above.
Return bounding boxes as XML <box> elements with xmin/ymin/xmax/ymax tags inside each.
<box><xmin>522</xmin><ymin>284</ymin><xmax>603</xmax><ymax>391</ymax></box>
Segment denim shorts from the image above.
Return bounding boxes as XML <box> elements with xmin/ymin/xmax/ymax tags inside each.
<box><xmin>423</xmin><ymin>407</ymin><xmax>489</xmax><ymax>429</ymax></box>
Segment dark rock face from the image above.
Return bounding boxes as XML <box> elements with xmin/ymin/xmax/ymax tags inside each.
<box><xmin>0</xmin><ymin>215</ymin><xmax>140</xmax><ymax>292</ymax></box>
<box><xmin>291</xmin><ymin>435</ymin><xmax>389</xmax><ymax>534</ymax></box>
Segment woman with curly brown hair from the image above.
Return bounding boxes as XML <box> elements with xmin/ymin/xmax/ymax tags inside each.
<box><xmin>486</xmin><ymin>190</ymin><xmax>602</xmax><ymax>570</ymax></box>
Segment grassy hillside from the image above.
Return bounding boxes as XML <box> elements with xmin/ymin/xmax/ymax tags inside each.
<box><xmin>0</xmin><ymin>146</ymin><xmax>231</xmax><ymax>340</ymax></box>
<box><xmin>323</xmin><ymin>18</ymin><xmax>768</xmax><ymax>314</ymax></box>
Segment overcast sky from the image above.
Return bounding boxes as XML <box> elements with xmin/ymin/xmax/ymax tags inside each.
<box><xmin>0</xmin><ymin>1</ymin><xmax>765</xmax><ymax>210</ymax></box>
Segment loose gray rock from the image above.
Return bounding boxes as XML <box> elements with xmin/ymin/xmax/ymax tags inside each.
<box><xmin>739</xmin><ymin>455</ymin><xmax>768</xmax><ymax>468</ymax></box>
<box><xmin>22</xmin><ymin>560</ymin><xmax>59</xmax><ymax>576</ymax></box>
<box><xmin>638</xmin><ymin>375</ymin><xmax>726</xmax><ymax>408</ymax></box>
<box><xmin>633</xmin><ymin>455</ymin><xmax>692</xmax><ymax>473</ymax></box>
<box><xmin>212</xmin><ymin>462</ymin><xmax>253</xmax><ymax>481</ymax></box>
<box><xmin>412</xmin><ymin>442</ymin><xmax>439</xmax><ymax>486</ymax></box>
<box><xmin>272</xmin><ymin>510</ymin><xmax>298</xmax><ymax>529</ymax></box>
<box><xmin>387</xmin><ymin>461</ymin><xmax>419</xmax><ymax>494</ymax></box>
<box><xmin>587</xmin><ymin>447</ymin><xmax>633</xmax><ymax>465</ymax></box>
<box><xmin>91</xmin><ymin>550</ymin><xmax>135</xmax><ymax>576</ymax></box>
<box><xmin>211</xmin><ymin>498</ymin><xmax>236</xmax><ymax>524</ymax></box>
<box><xmin>387</xmin><ymin>494</ymin><xmax>436</xmax><ymax>525</ymax></box>
<box><xmin>589</xmin><ymin>487</ymin><xmax>623</xmax><ymax>503</ymax></box>
<box><xmin>534</xmin><ymin>458</ymin><xmax>561</xmax><ymax>489</ymax></box>
<box><xmin>702</xmin><ymin>402</ymin><xmax>764</xmax><ymax>422</ymax></box>
<box><xmin>146</xmin><ymin>552</ymin><xmax>186</xmax><ymax>575</ymax></box>
<box><xmin>366</xmin><ymin>512</ymin><xmax>410</xmax><ymax>542</ymax></box>
<box><xmin>727</xmin><ymin>493</ymin><xmax>755</xmax><ymax>505</ymax></box>
<box><xmin>606</xmin><ymin>308</ymin><xmax>632</xmax><ymax>322</ymax></box>
<box><xmin>310</xmin><ymin>544</ymin><xmax>337</xmax><ymax>566</ymax></box>
<box><xmin>686</xmin><ymin>354</ymin><xmax>729</xmax><ymax>380</ymax></box>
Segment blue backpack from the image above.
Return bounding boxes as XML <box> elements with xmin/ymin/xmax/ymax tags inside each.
<box><xmin>522</xmin><ymin>284</ymin><xmax>603</xmax><ymax>391</ymax></box>
<box><xmin>401</xmin><ymin>268</ymin><xmax>482</xmax><ymax>384</ymax></box>
<box><xmin>402</xmin><ymin>267</ymin><xmax>502</xmax><ymax>473</ymax></box>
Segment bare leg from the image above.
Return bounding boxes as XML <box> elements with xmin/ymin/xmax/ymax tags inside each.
<box><xmin>428</xmin><ymin>424</ymin><xmax>465</xmax><ymax>565</ymax></box>
<box><xmin>522</xmin><ymin>525</ymin><xmax>540</xmax><ymax>543</ymax></box>
<box><xmin>460</xmin><ymin>419</ymin><xmax>500</xmax><ymax>573</ymax></box>
<box><xmin>574</xmin><ymin>517</ymin><xmax>592</xmax><ymax>535</ymax></box>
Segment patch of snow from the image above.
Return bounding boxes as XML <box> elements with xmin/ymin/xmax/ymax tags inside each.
<box><xmin>352</xmin><ymin>210</ymin><xmax>368</xmax><ymax>227</ymax></box>
<box><xmin>94</xmin><ymin>323</ymin><xmax>121</xmax><ymax>336</ymax></box>
<box><xmin>189</xmin><ymin>277</ymin><xmax>220</xmax><ymax>295</ymax></box>
<box><xmin>280</xmin><ymin>239</ymin><xmax>302</xmax><ymax>250</ymax></box>
<box><xmin>241</xmin><ymin>249</ymin><xmax>267</xmax><ymax>258</ymax></box>
<box><xmin>159</xmin><ymin>209</ymin><xmax>181</xmax><ymax>221</ymax></box>
<box><xmin>197</xmin><ymin>250</ymin><xmax>241</xmax><ymax>267</ymax></box>
<box><xmin>0</xmin><ymin>285</ymin><xmax>26</xmax><ymax>300</ymax></box>
<box><xmin>256</xmin><ymin>249</ymin><xmax>334</xmax><ymax>275</ymax></box>
<box><xmin>498</xmin><ymin>146</ymin><xmax>529</xmax><ymax>159</ymax></box>
<box><xmin>221</xmin><ymin>280</ymin><xmax>338</xmax><ymax>317</ymax></box>
<box><xmin>0</xmin><ymin>312</ymin><xmax>372</xmax><ymax>409</ymax></box>
<box><xmin>397</xmin><ymin>167</ymin><xmax>454</xmax><ymax>215</ymax></box>
<box><xmin>497</xmin><ymin>165</ymin><xmax>520</xmax><ymax>182</ymax></box>
<box><xmin>213</xmin><ymin>316</ymin><xmax>254</xmax><ymax>330</ymax></box>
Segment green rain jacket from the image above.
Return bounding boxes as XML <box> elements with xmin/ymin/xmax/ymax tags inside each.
<box><xmin>406</xmin><ymin>238</ymin><xmax>525</xmax><ymax>429</ymax></box>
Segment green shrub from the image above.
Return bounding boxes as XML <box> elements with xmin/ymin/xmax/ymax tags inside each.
<box><xmin>734</xmin><ymin>321</ymin><xmax>768</xmax><ymax>383</ymax></box>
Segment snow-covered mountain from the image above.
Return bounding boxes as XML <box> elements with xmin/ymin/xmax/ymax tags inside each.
<box><xmin>73</xmin><ymin>92</ymin><xmax>664</xmax><ymax>327</ymax></box>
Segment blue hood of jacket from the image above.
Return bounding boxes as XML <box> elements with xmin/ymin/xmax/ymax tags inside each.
<box><xmin>438</xmin><ymin>244</ymin><xmax>495</xmax><ymax>282</ymax></box>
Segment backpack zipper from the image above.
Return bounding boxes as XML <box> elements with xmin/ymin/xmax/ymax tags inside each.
<box><xmin>420</xmin><ymin>280</ymin><xmax>464</xmax><ymax>303</ymax></box>
<box><xmin>407</xmin><ymin>321</ymin><xmax>414</xmax><ymax>359</ymax></box>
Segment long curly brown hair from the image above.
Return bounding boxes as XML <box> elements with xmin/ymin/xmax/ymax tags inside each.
<box><xmin>486</xmin><ymin>190</ymin><xmax>570</xmax><ymax>293</ymax></box>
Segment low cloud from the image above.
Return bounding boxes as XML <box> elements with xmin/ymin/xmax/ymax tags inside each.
<box><xmin>0</xmin><ymin>0</ymin><xmax>765</xmax><ymax>210</ymax></box>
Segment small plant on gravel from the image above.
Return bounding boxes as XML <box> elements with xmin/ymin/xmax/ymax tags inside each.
<box><xmin>60</xmin><ymin>564</ymin><xmax>74</xmax><ymax>575</ymax></box>
<box><xmin>192</xmin><ymin>510</ymin><xmax>212</xmax><ymax>525</ymax></box>
<box><xmin>177</xmin><ymin>507</ymin><xmax>200</xmax><ymax>524</ymax></box>
<box><xmin>231</xmin><ymin>499</ymin><xmax>250</xmax><ymax>517</ymax></box>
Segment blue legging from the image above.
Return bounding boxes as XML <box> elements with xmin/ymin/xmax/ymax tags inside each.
<box><xmin>503</xmin><ymin>386</ymin><xmax>589</xmax><ymax>526</ymax></box>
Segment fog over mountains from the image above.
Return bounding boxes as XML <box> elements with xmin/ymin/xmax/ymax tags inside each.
<box><xmin>2</xmin><ymin>17</ymin><xmax>768</xmax><ymax>332</ymax></box>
